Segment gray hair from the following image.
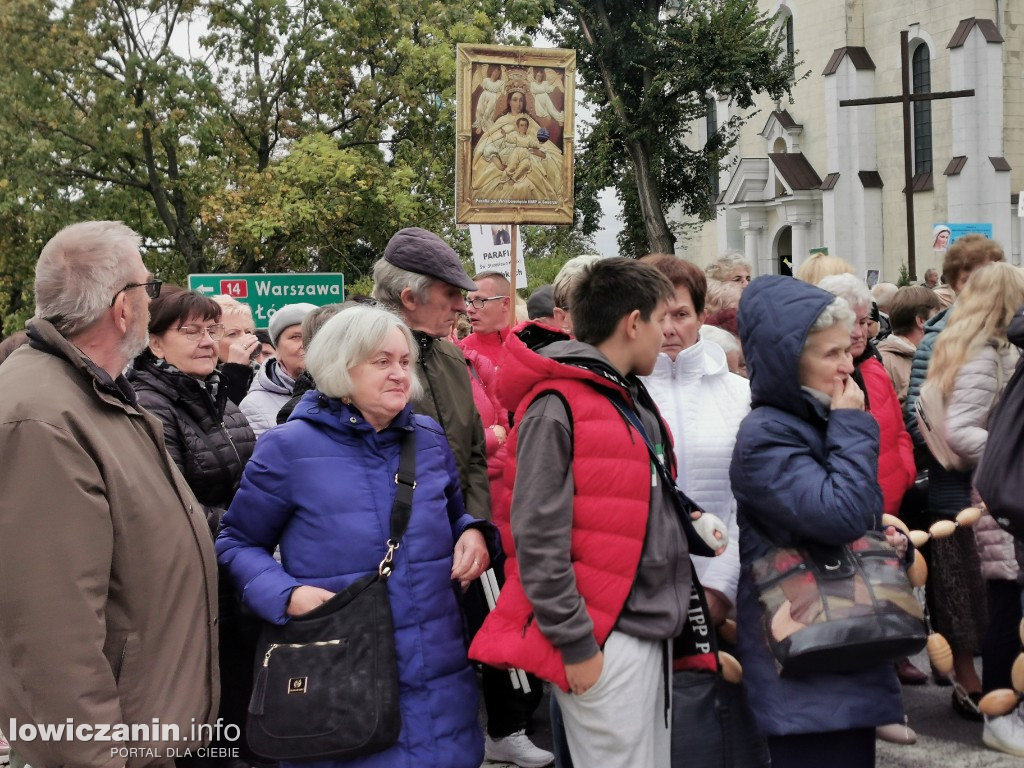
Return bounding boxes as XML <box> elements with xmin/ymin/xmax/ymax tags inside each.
<box><xmin>371</xmin><ymin>258</ymin><xmax>434</xmax><ymax>308</ymax></box>
<box><xmin>808</xmin><ymin>296</ymin><xmax>856</xmax><ymax>337</ymax></box>
<box><xmin>34</xmin><ymin>221</ymin><xmax>142</xmax><ymax>336</ymax></box>
<box><xmin>699</xmin><ymin>324</ymin><xmax>739</xmax><ymax>355</ymax></box>
<box><xmin>705</xmin><ymin>251</ymin><xmax>752</xmax><ymax>282</ymax></box>
<box><xmin>817</xmin><ymin>273</ymin><xmax>873</xmax><ymax>315</ymax></box>
<box><xmin>870</xmin><ymin>282</ymin><xmax>899</xmax><ymax>311</ymax></box>
<box><xmin>553</xmin><ymin>254</ymin><xmax>603</xmax><ymax>309</ymax></box>
<box><xmin>305</xmin><ymin>304</ymin><xmax>424</xmax><ymax>402</ymax></box>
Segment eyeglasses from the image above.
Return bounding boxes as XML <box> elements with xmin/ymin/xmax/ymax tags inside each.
<box><xmin>466</xmin><ymin>295</ymin><xmax>508</xmax><ymax>310</ymax></box>
<box><xmin>110</xmin><ymin>279</ymin><xmax>162</xmax><ymax>306</ymax></box>
<box><xmin>177</xmin><ymin>323</ymin><xmax>226</xmax><ymax>341</ymax></box>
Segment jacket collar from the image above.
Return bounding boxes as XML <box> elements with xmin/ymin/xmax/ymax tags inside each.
<box><xmin>26</xmin><ymin>319</ymin><xmax>138</xmax><ymax>407</ymax></box>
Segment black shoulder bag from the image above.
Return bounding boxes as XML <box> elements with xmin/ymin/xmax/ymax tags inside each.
<box><xmin>246</xmin><ymin>430</ymin><xmax>416</xmax><ymax>762</ymax></box>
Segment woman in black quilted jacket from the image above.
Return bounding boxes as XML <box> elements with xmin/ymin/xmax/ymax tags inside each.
<box><xmin>128</xmin><ymin>285</ymin><xmax>256</xmax><ymax>768</ymax></box>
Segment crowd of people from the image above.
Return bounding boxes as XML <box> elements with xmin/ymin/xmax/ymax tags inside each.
<box><xmin>1</xmin><ymin>220</ymin><xmax>1023</xmax><ymax>768</ymax></box>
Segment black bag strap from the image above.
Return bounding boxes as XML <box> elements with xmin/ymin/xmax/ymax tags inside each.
<box><xmin>598</xmin><ymin>387</ymin><xmax>716</xmax><ymax>558</ymax></box>
<box><xmin>379</xmin><ymin>429</ymin><xmax>417</xmax><ymax>578</ymax></box>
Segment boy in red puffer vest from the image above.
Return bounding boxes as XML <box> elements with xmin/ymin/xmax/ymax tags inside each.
<box><xmin>471</xmin><ymin>258</ymin><xmax>725</xmax><ymax>768</ymax></box>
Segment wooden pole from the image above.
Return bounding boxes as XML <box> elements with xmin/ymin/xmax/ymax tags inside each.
<box><xmin>508</xmin><ymin>224</ymin><xmax>518</xmax><ymax>328</ymax></box>
<box><xmin>900</xmin><ymin>31</ymin><xmax>917</xmax><ymax>281</ymax></box>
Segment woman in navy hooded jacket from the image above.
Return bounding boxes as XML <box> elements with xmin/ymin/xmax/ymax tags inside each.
<box><xmin>730</xmin><ymin>276</ymin><xmax>906</xmax><ymax>768</ymax></box>
<box><xmin>217</xmin><ymin>305</ymin><xmax>492</xmax><ymax>768</ymax></box>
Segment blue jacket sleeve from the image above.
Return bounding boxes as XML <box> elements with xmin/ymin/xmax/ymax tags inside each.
<box><xmin>216</xmin><ymin>434</ymin><xmax>302</xmax><ymax>624</ymax></box>
<box><xmin>731</xmin><ymin>409</ymin><xmax>883</xmax><ymax>545</ymax></box>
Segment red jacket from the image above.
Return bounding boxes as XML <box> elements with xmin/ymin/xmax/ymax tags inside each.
<box><xmin>861</xmin><ymin>356</ymin><xmax>916</xmax><ymax>515</ymax></box>
<box><xmin>459</xmin><ymin>328</ymin><xmax>508</xmax><ymax>369</ymax></box>
<box><xmin>469</xmin><ymin>324</ymin><xmax>665</xmax><ymax>690</ymax></box>
<box><xmin>462</xmin><ymin>346</ymin><xmax>508</xmax><ymax>496</ymax></box>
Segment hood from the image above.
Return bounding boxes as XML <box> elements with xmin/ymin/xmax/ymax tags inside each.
<box><xmin>875</xmin><ymin>334</ymin><xmax>916</xmax><ymax>359</ymax></box>
<box><xmin>495</xmin><ymin>321</ymin><xmax>633</xmax><ymax>414</ymax></box>
<box><xmin>738</xmin><ymin>275</ymin><xmax>835</xmax><ymax>420</ymax></box>
<box><xmin>923</xmin><ymin>305</ymin><xmax>950</xmax><ymax>337</ymax></box>
<box><xmin>250</xmin><ymin>357</ymin><xmax>295</xmax><ymax>396</ymax></box>
<box><xmin>26</xmin><ymin>319</ymin><xmax>138</xmax><ymax>406</ymax></box>
<box><xmin>286</xmin><ymin>389</ymin><xmax>415</xmax><ymax>442</ymax></box>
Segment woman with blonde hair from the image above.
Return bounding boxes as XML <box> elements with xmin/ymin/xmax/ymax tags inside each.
<box><xmin>794</xmin><ymin>253</ymin><xmax>853</xmax><ymax>285</ymax></box>
<box><xmin>923</xmin><ymin>262</ymin><xmax>1024</xmax><ymax>735</ymax></box>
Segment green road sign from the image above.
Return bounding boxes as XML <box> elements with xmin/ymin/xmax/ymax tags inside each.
<box><xmin>187</xmin><ymin>273</ymin><xmax>344</xmax><ymax>326</ymax></box>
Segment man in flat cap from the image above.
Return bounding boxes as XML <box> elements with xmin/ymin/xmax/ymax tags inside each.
<box><xmin>372</xmin><ymin>227</ymin><xmax>489</xmax><ymax>520</ymax></box>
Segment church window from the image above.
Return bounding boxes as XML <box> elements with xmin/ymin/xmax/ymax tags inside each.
<box><xmin>912</xmin><ymin>44</ymin><xmax>932</xmax><ymax>175</ymax></box>
<box><xmin>706</xmin><ymin>97</ymin><xmax>719</xmax><ymax>202</ymax></box>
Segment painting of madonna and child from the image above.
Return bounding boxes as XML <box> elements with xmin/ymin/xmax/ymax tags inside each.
<box><xmin>456</xmin><ymin>44</ymin><xmax>575</xmax><ymax>225</ymax></box>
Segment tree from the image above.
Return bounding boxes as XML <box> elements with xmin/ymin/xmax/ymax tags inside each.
<box><xmin>541</xmin><ymin>0</ymin><xmax>795</xmax><ymax>255</ymax></box>
<box><xmin>0</xmin><ymin>0</ymin><xmax>525</xmax><ymax>333</ymax></box>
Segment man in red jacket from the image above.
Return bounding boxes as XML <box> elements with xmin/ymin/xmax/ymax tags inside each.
<box><xmin>461</xmin><ymin>269</ymin><xmax>511</xmax><ymax>368</ymax></box>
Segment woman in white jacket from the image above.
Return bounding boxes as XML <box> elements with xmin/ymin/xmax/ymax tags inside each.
<box><xmin>640</xmin><ymin>254</ymin><xmax>750</xmax><ymax>626</ymax></box>
<box><xmin>927</xmin><ymin>261</ymin><xmax>1024</xmax><ymax>752</ymax></box>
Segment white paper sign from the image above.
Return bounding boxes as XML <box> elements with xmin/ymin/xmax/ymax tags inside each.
<box><xmin>469</xmin><ymin>225</ymin><xmax>526</xmax><ymax>284</ymax></box>
<box><xmin>1018</xmin><ymin>192</ymin><xmax>1024</xmax><ymax>218</ymax></box>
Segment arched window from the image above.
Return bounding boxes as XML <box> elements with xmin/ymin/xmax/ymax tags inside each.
<box><xmin>705</xmin><ymin>97</ymin><xmax>719</xmax><ymax>202</ymax></box>
<box><xmin>912</xmin><ymin>44</ymin><xmax>932</xmax><ymax>175</ymax></box>
<box><xmin>786</xmin><ymin>14</ymin><xmax>794</xmax><ymax>63</ymax></box>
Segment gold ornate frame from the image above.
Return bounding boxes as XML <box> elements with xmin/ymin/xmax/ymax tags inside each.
<box><xmin>455</xmin><ymin>44</ymin><xmax>576</xmax><ymax>226</ymax></box>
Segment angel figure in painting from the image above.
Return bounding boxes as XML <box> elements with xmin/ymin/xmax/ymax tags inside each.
<box><xmin>529</xmin><ymin>67</ymin><xmax>564</xmax><ymax>125</ymax></box>
<box><xmin>473</xmin><ymin>64</ymin><xmax>505</xmax><ymax>135</ymax></box>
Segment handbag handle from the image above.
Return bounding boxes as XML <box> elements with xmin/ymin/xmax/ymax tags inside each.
<box><xmin>379</xmin><ymin>430</ymin><xmax>417</xmax><ymax>578</ymax></box>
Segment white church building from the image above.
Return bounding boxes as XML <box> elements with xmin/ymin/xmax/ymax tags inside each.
<box><xmin>676</xmin><ymin>1</ymin><xmax>1024</xmax><ymax>282</ymax></box>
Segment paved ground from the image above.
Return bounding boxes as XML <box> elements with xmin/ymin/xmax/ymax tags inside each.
<box><xmin>482</xmin><ymin>649</ymin><xmax>1024</xmax><ymax>767</ymax></box>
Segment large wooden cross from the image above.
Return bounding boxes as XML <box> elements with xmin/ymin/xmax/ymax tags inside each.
<box><xmin>839</xmin><ymin>31</ymin><xmax>974</xmax><ymax>280</ymax></box>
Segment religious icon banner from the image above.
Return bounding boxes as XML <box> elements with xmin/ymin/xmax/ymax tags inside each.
<box><xmin>455</xmin><ymin>44</ymin><xmax>576</xmax><ymax>225</ymax></box>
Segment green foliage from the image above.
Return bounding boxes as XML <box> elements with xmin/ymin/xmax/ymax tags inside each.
<box><xmin>897</xmin><ymin>263</ymin><xmax>911</xmax><ymax>287</ymax></box>
<box><xmin>0</xmin><ymin>0</ymin><xmax>590</xmax><ymax>334</ymax></box>
<box><xmin>542</xmin><ymin>0</ymin><xmax>795</xmax><ymax>253</ymax></box>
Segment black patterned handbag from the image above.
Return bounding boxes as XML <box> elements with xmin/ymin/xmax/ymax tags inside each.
<box><xmin>750</xmin><ymin>532</ymin><xmax>927</xmax><ymax>677</ymax></box>
<box><xmin>246</xmin><ymin>432</ymin><xmax>415</xmax><ymax>762</ymax></box>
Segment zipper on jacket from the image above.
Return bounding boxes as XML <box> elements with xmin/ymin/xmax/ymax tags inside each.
<box><xmin>219</xmin><ymin>422</ymin><xmax>243</xmax><ymax>475</ymax></box>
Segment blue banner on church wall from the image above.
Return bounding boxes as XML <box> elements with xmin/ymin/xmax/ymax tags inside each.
<box><xmin>932</xmin><ymin>222</ymin><xmax>993</xmax><ymax>251</ymax></box>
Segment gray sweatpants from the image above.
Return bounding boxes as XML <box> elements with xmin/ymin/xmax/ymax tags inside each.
<box><xmin>553</xmin><ymin>631</ymin><xmax>671</xmax><ymax>768</ymax></box>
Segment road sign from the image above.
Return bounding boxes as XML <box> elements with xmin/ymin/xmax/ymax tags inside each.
<box><xmin>188</xmin><ymin>273</ymin><xmax>344</xmax><ymax>326</ymax></box>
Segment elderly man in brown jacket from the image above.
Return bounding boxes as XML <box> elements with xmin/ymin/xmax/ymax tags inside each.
<box><xmin>0</xmin><ymin>222</ymin><xmax>219</xmax><ymax>768</ymax></box>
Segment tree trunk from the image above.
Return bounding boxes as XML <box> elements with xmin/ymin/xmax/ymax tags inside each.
<box><xmin>625</xmin><ymin>140</ymin><xmax>676</xmax><ymax>254</ymax></box>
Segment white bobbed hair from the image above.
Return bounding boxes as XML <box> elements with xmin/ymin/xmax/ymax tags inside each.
<box><xmin>305</xmin><ymin>304</ymin><xmax>423</xmax><ymax>402</ymax></box>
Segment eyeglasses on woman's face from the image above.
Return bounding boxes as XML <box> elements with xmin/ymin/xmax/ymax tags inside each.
<box><xmin>110</xmin><ymin>279</ymin><xmax>162</xmax><ymax>306</ymax></box>
<box><xmin>177</xmin><ymin>323</ymin><xmax>226</xmax><ymax>342</ymax></box>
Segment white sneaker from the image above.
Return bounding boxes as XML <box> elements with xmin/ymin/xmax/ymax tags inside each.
<box><xmin>984</xmin><ymin>709</ymin><xmax>1024</xmax><ymax>757</ymax></box>
<box><xmin>484</xmin><ymin>730</ymin><xmax>554</xmax><ymax>768</ymax></box>
<box><xmin>875</xmin><ymin>722</ymin><xmax>917</xmax><ymax>744</ymax></box>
